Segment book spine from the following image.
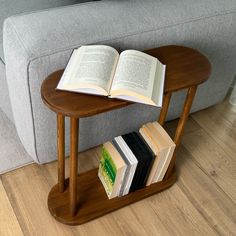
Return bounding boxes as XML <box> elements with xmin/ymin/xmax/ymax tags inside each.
<box><xmin>111</xmin><ymin>140</ymin><xmax>129</xmax><ymax>197</ymax></box>
<box><xmin>98</xmin><ymin>146</ymin><xmax>117</xmax><ymax>197</ymax></box>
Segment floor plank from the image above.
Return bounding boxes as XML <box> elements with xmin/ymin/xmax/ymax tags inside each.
<box><xmin>213</xmin><ymin>99</ymin><xmax>236</xmax><ymax>125</ymax></box>
<box><xmin>176</xmin><ymin>146</ymin><xmax>236</xmax><ymax>235</ymax></box>
<box><xmin>181</xmin><ymin>129</ymin><xmax>236</xmax><ymax>204</ymax></box>
<box><xmin>74</xmin><ymin>215</ymin><xmax>125</xmax><ymax>236</ymax></box>
<box><xmin>147</xmin><ymin>183</ymin><xmax>217</xmax><ymax>235</ymax></box>
<box><xmin>192</xmin><ymin>104</ymin><xmax>236</xmax><ymax>160</ymax></box>
<box><xmin>1</xmin><ymin>165</ymin><xmax>76</xmax><ymax>236</ymax></box>
<box><xmin>0</xmin><ymin>179</ymin><xmax>24</xmax><ymax>236</ymax></box>
<box><xmin>110</xmin><ymin>201</ymin><xmax>170</xmax><ymax>236</ymax></box>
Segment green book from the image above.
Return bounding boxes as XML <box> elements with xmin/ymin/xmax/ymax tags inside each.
<box><xmin>98</xmin><ymin>142</ymin><xmax>127</xmax><ymax>199</ymax></box>
<box><xmin>99</xmin><ymin>146</ymin><xmax>117</xmax><ymax>193</ymax></box>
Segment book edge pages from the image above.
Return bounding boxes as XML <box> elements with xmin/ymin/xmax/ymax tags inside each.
<box><xmin>156</xmin><ymin>145</ymin><xmax>175</xmax><ymax>181</ymax></box>
<box><xmin>156</xmin><ymin>64</ymin><xmax>166</xmax><ymax>107</ymax></box>
<box><xmin>151</xmin><ymin>122</ymin><xmax>176</xmax><ymax>181</ymax></box>
<box><xmin>152</xmin><ymin>122</ymin><xmax>175</xmax><ymax>146</ymax></box>
<box><xmin>145</xmin><ymin>124</ymin><xmax>170</xmax><ymax>183</ymax></box>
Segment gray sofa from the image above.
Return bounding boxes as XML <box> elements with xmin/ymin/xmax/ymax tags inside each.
<box><xmin>1</xmin><ymin>0</ymin><xmax>236</xmax><ymax>164</ymax></box>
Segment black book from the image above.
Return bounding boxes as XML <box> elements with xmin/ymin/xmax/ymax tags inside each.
<box><xmin>131</xmin><ymin>132</ymin><xmax>155</xmax><ymax>188</ymax></box>
<box><xmin>128</xmin><ymin>133</ymin><xmax>148</xmax><ymax>191</ymax></box>
<box><xmin>122</xmin><ymin>133</ymin><xmax>144</xmax><ymax>192</ymax></box>
<box><xmin>122</xmin><ymin>132</ymin><xmax>155</xmax><ymax>192</ymax></box>
<box><xmin>136</xmin><ymin>133</ymin><xmax>155</xmax><ymax>186</ymax></box>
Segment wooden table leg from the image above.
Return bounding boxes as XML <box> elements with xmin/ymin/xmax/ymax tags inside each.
<box><xmin>158</xmin><ymin>92</ymin><xmax>172</xmax><ymax>126</ymax></box>
<box><xmin>57</xmin><ymin>114</ymin><xmax>65</xmax><ymax>193</ymax></box>
<box><xmin>70</xmin><ymin>117</ymin><xmax>79</xmax><ymax>216</ymax></box>
<box><xmin>165</xmin><ymin>85</ymin><xmax>197</xmax><ymax>179</ymax></box>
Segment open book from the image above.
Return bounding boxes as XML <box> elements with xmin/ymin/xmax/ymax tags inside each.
<box><xmin>57</xmin><ymin>45</ymin><xmax>166</xmax><ymax>106</ymax></box>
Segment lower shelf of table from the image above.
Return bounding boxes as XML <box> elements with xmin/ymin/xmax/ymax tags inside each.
<box><xmin>48</xmin><ymin>168</ymin><xmax>177</xmax><ymax>225</ymax></box>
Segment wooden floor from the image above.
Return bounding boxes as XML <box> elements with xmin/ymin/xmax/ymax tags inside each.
<box><xmin>0</xmin><ymin>100</ymin><xmax>235</xmax><ymax>236</ymax></box>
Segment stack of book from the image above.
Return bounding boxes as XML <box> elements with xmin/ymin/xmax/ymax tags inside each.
<box><xmin>98</xmin><ymin>122</ymin><xmax>176</xmax><ymax>199</ymax></box>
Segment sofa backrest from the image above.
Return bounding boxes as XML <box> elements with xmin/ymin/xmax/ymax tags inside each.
<box><xmin>0</xmin><ymin>0</ymin><xmax>93</xmax><ymax>61</ymax></box>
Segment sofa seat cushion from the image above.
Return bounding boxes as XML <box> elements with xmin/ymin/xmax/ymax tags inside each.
<box><xmin>0</xmin><ymin>0</ymin><xmax>93</xmax><ymax>62</ymax></box>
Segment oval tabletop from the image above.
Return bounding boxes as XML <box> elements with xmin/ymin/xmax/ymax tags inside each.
<box><xmin>41</xmin><ymin>45</ymin><xmax>211</xmax><ymax>118</ymax></box>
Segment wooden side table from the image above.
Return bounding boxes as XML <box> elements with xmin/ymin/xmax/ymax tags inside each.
<box><xmin>41</xmin><ymin>45</ymin><xmax>211</xmax><ymax>225</ymax></box>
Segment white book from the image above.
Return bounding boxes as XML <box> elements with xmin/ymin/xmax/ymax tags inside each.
<box><xmin>152</xmin><ymin>122</ymin><xmax>176</xmax><ymax>181</ymax></box>
<box><xmin>111</xmin><ymin>139</ymin><xmax>131</xmax><ymax>197</ymax></box>
<box><xmin>145</xmin><ymin>122</ymin><xmax>175</xmax><ymax>182</ymax></box>
<box><xmin>114</xmin><ymin>136</ymin><xmax>138</xmax><ymax>196</ymax></box>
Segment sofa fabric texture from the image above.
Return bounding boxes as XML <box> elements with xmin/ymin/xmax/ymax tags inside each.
<box><xmin>0</xmin><ymin>59</ymin><xmax>13</xmax><ymax>121</ymax></box>
<box><xmin>0</xmin><ymin>0</ymin><xmax>90</xmax><ymax>61</ymax></box>
<box><xmin>2</xmin><ymin>0</ymin><xmax>236</xmax><ymax>163</ymax></box>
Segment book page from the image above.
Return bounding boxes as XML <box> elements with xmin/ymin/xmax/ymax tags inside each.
<box><xmin>59</xmin><ymin>45</ymin><xmax>119</xmax><ymax>93</ymax></box>
<box><xmin>57</xmin><ymin>49</ymin><xmax>79</xmax><ymax>89</ymax></box>
<box><xmin>110</xmin><ymin>50</ymin><xmax>157</xmax><ymax>97</ymax></box>
<box><xmin>151</xmin><ymin>62</ymin><xmax>166</xmax><ymax>107</ymax></box>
